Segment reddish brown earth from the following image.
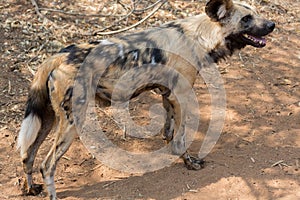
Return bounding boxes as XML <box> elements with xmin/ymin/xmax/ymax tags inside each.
<box><xmin>0</xmin><ymin>0</ymin><xmax>299</xmax><ymax>199</ymax></box>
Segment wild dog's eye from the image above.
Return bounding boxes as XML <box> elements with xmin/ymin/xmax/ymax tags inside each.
<box><xmin>241</xmin><ymin>15</ymin><xmax>253</xmax><ymax>23</ymax></box>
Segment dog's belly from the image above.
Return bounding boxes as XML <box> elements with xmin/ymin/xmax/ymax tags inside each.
<box><xmin>95</xmin><ymin>80</ymin><xmax>165</xmax><ymax>104</ymax></box>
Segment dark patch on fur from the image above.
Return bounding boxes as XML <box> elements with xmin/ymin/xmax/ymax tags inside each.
<box><xmin>225</xmin><ymin>34</ymin><xmax>247</xmax><ymax>53</ymax></box>
<box><xmin>129</xmin><ymin>49</ymin><xmax>140</xmax><ymax>61</ymax></box>
<box><xmin>141</xmin><ymin>48</ymin><xmax>151</xmax><ymax>64</ymax></box>
<box><xmin>109</xmin><ymin>50</ymin><xmax>141</xmax><ymax>70</ymax></box>
<box><xmin>131</xmin><ymin>83</ymin><xmax>165</xmax><ymax>99</ymax></box>
<box><xmin>152</xmin><ymin>48</ymin><xmax>167</xmax><ymax>64</ymax></box>
<box><xmin>24</xmin><ymin>88</ymin><xmax>50</xmax><ymax>120</ymax></box>
<box><xmin>40</xmin><ymin>167</ymin><xmax>45</xmax><ymax>179</ymax></box>
<box><xmin>240</xmin><ymin>14</ymin><xmax>253</xmax><ymax>29</ymax></box>
<box><xmin>61</xmin><ymin>87</ymin><xmax>74</xmax><ymax>123</ymax></box>
<box><xmin>207</xmin><ymin>35</ymin><xmax>247</xmax><ymax>63</ymax></box>
<box><xmin>208</xmin><ymin>43</ymin><xmax>231</xmax><ymax>63</ymax></box>
<box><xmin>88</xmin><ymin>40</ymin><xmax>101</xmax><ymax>45</ymax></box>
<box><xmin>113</xmin><ymin>54</ymin><xmax>128</xmax><ymax>67</ymax></box>
<box><xmin>141</xmin><ymin>48</ymin><xmax>167</xmax><ymax>65</ymax></box>
<box><xmin>164</xmin><ymin>22</ymin><xmax>185</xmax><ymax>34</ymax></box>
<box><xmin>65</xmin><ymin>45</ymin><xmax>94</xmax><ymax>65</ymax></box>
<box><xmin>111</xmin><ymin>47</ymin><xmax>167</xmax><ymax>70</ymax></box>
<box><xmin>160</xmin><ymin>88</ymin><xmax>171</xmax><ymax>97</ymax></box>
<box><xmin>101</xmin><ymin>91</ymin><xmax>112</xmax><ymax>100</ymax></box>
<box><xmin>58</xmin><ymin>45</ymin><xmax>76</xmax><ymax>53</ymax></box>
<box><xmin>61</xmin><ymin>88</ymin><xmax>73</xmax><ymax>104</ymax></box>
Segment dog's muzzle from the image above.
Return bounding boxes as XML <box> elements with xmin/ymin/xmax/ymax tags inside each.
<box><xmin>242</xmin><ymin>20</ymin><xmax>275</xmax><ymax>48</ymax></box>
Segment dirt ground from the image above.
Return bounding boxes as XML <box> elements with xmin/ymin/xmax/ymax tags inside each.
<box><xmin>0</xmin><ymin>0</ymin><xmax>300</xmax><ymax>199</ymax></box>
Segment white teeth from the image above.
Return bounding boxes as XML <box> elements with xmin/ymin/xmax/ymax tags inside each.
<box><xmin>243</xmin><ymin>33</ymin><xmax>249</xmax><ymax>38</ymax></box>
<box><xmin>243</xmin><ymin>34</ymin><xmax>256</xmax><ymax>42</ymax></box>
<box><xmin>243</xmin><ymin>33</ymin><xmax>265</xmax><ymax>46</ymax></box>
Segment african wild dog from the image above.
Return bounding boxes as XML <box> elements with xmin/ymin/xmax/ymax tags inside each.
<box><xmin>18</xmin><ymin>0</ymin><xmax>275</xmax><ymax>199</ymax></box>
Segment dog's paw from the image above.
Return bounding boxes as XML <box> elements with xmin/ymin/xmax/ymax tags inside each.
<box><xmin>22</xmin><ymin>183</ymin><xmax>43</xmax><ymax>196</ymax></box>
<box><xmin>183</xmin><ymin>154</ymin><xmax>205</xmax><ymax>170</ymax></box>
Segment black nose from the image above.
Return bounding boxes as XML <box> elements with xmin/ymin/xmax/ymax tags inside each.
<box><xmin>267</xmin><ymin>21</ymin><xmax>275</xmax><ymax>32</ymax></box>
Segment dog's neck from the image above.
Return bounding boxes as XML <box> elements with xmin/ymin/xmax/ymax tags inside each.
<box><xmin>179</xmin><ymin>15</ymin><xmax>243</xmax><ymax>63</ymax></box>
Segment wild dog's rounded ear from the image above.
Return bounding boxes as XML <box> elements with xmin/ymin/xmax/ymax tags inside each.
<box><xmin>205</xmin><ymin>0</ymin><xmax>233</xmax><ymax>21</ymax></box>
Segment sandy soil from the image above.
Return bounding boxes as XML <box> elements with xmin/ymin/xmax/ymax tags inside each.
<box><xmin>0</xmin><ymin>0</ymin><xmax>299</xmax><ymax>199</ymax></box>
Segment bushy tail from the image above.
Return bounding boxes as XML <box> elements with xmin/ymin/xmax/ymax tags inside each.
<box><xmin>17</xmin><ymin>54</ymin><xmax>65</xmax><ymax>157</ymax></box>
<box><xmin>17</xmin><ymin>79</ymin><xmax>51</xmax><ymax>157</ymax></box>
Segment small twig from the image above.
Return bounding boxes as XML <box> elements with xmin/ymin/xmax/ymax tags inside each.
<box><xmin>280</xmin><ymin>162</ymin><xmax>290</xmax><ymax>167</ymax></box>
<box><xmin>0</xmin><ymin>126</ymin><xmax>7</xmax><ymax>132</ymax></box>
<box><xmin>91</xmin><ymin>164</ymin><xmax>102</xmax><ymax>171</ymax></box>
<box><xmin>238</xmin><ymin>52</ymin><xmax>244</xmax><ymax>62</ymax></box>
<box><xmin>62</xmin><ymin>156</ymin><xmax>71</xmax><ymax>160</ymax></box>
<box><xmin>79</xmin><ymin>159</ymin><xmax>87</xmax><ymax>166</ymax></box>
<box><xmin>27</xmin><ymin>65</ymin><xmax>35</xmax><ymax>76</ymax></box>
<box><xmin>37</xmin><ymin>0</ymin><xmax>164</xmax><ymax>18</ymax></box>
<box><xmin>134</xmin><ymin>0</ymin><xmax>164</xmax><ymax>13</ymax></box>
<box><xmin>99</xmin><ymin>109</ymin><xmax>121</xmax><ymax>127</ymax></box>
<box><xmin>8</xmin><ymin>80</ymin><xmax>11</xmax><ymax>94</ymax></box>
<box><xmin>98</xmin><ymin>0</ymin><xmax>136</xmax><ymax>33</ymax></box>
<box><xmin>117</xmin><ymin>0</ymin><xmax>132</xmax><ymax>11</ymax></box>
<box><xmin>26</xmin><ymin>40</ymin><xmax>48</xmax><ymax>76</ymax></box>
<box><xmin>272</xmin><ymin>160</ymin><xmax>289</xmax><ymax>169</ymax></box>
<box><xmin>94</xmin><ymin>0</ymin><xmax>167</xmax><ymax>36</ymax></box>
<box><xmin>271</xmin><ymin>160</ymin><xmax>284</xmax><ymax>167</ymax></box>
<box><xmin>38</xmin><ymin>8</ymin><xmax>127</xmax><ymax>18</ymax></box>
<box><xmin>186</xmin><ymin>184</ymin><xmax>198</xmax><ymax>192</ymax></box>
<box><xmin>186</xmin><ymin>184</ymin><xmax>191</xmax><ymax>190</ymax></box>
<box><xmin>30</xmin><ymin>0</ymin><xmax>58</xmax><ymax>28</ymax></box>
<box><xmin>30</xmin><ymin>0</ymin><xmax>45</xmax><ymax>19</ymax></box>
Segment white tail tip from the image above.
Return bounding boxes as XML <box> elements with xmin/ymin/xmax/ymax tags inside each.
<box><xmin>17</xmin><ymin>114</ymin><xmax>41</xmax><ymax>157</ymax></box>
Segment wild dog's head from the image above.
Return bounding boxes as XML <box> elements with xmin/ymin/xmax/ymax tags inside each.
<box><xmin>205</xmin><ymin>0</ymin><xmax>275</xmax><ymax>50</ymax></box>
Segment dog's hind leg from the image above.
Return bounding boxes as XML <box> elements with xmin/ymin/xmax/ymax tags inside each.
<box><xmin>21</xmin><ymin>110</ymin><xmax>55</xmax><ymax>195</ymax></box>
<box><xmin>38</xmin><ymin>67</ymin><xmax>78</xmax><ymax>199</ymax></box>
<box><xmin>18</xmin><ymin>85</ymin><xmax>55</xmax><ymax>195</ymax></box>
<box><xmin>40</xmin><ymin>120</ymin><xmax>76</xmax><ymax>200</ymax></box>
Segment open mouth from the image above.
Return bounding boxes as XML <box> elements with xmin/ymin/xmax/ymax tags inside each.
<box><xmin>242</xmin><ymin>33</ymin><xmax>266</xmax><ymax>48</ymax></box>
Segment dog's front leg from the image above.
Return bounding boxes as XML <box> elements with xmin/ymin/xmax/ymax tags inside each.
<box><xmin>162</xmin><ymin>94</ymin><xmax>175</xmax><ymax>142</ymax></box>
<box><xmin>167</xmin><ymin>94</ymin><xmax>187</xmax><ymax>155</ymax></box>
<box><xmin>167</xmin><ymin>93</ymin><xmax>204</xmax><ymax>170</ymax></box>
